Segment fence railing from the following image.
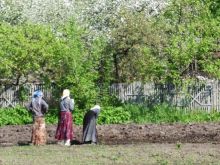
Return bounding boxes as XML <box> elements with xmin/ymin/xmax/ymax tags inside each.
<box><xmin>0</xmin><ymin>84</ymin><xmax>54</xmax><ymax>108</ymax></box>
<box><xmin>110</xmin><ymin>81</ymin><xmax>220</xmax><ymax>111</ymax></box>
<box><xmin>1</xmin><ymin>81</ymin><xmax>220</xmax><ymax>111</ymax></box>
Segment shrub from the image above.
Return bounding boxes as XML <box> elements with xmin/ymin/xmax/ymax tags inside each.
<box><xmin>1</xmin><ymin>104</ymin><xmax>220</xmax><ymax>126</ymax></box>
<box><xmin>98</xmin><ymin>106</ymin><xmax>131</xmax><ymax>124</ymax></box>
<box><xmin>0</xmin><ymin>107</ymin><xmax>32</xmax><ymax>126</ymax></box>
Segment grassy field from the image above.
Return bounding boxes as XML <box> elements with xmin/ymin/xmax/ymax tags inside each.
<box><xmin>0</xmin><ymin>143</ymin><xmax>220</xmax><ymax>165</ymax></box>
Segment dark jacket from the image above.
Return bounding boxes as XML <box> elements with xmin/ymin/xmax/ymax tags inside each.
<box><xmin>27</xmin><ymin>97</ymin><xmax>49</xmax><ymax>117</ymax></box>
<box><xmin>82</xmin><ymin>108</ymin><xmax>100</xmax><ymax>143</ymax></box>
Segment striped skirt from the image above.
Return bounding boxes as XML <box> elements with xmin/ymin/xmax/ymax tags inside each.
<box><xmin>32</xmin><ymin>117</ymin><xmax>47</xmax><ymax>145</ymax></box>
<box><xmin>55</xmin><ymin>111</ymin><xmax>74</xmax><ymax>141</ymax></box>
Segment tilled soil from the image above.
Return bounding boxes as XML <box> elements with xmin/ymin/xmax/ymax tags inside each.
<box><xmin>1</xmin><ymin>123</ymin><xmax>220</xmax><ymax>146</ymax></box>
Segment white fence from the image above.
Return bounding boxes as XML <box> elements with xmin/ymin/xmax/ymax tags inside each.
<box><xmin>0</xmin><ymin>84</ymin><xmax>54</xmax><ymax>108</ymax></box>
<box><xmin>1</xmin><ymin>81</ymin><xmax>220</xmax><ymax>111</ymax></box>
<box><xmin>110</xmin><ymin>81</ymin><xmax>220</xmax><ymax>111</ymax></box>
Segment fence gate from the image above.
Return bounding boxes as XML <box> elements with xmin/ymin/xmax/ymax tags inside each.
<box><xmin>110</xmin><ymin>81</ymin><xmax>220</xmax><ymax>111</ymax></box>
<box><xmin>184</xmin><ymin>81</ymin><xmax>220</xmax><ymax>111</ymax></box>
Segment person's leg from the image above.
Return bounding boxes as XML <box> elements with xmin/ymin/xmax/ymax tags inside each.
<box><xmin>64</xmin><ymin>139</ymin><xmax>71</xmax><ymax>146</ymax></box>
<box><xmin>35</xmin><ymin>117</ymin><xmax>47</xmax><ymax>145</ymax></box>
<box><xmin>64</xmin><ymin>112</ymin><xmax>73</xmax><ymax>146</ymax></box>
<box><xmin>31</xmin><ymin>123</ymin><xmax>36</xmax><ymax>145</ymax></box>
<box><xmin>55</xmin><ymin>112</ymin><xmax>66</xmax><ymax>145</ymax></box>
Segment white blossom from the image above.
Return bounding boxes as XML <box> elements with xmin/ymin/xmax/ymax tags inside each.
<box><xmin>0</xmin><ymin>0</ymin><xmax>168</xmax><ymax>39</ymax></box>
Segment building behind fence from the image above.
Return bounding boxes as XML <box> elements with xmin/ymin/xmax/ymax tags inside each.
<box><xmin>1</xmin><ymin>81</ymin><xmax>220</xmax><ymax>111</ymax></box>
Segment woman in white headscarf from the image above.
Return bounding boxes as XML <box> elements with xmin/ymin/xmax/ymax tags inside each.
<box><xmin>55</xmin><ymin>89</ymin><xmax>75</xmax><ymax>146</ymax></box>
<box><xmin>82</xmin><ymin>105</ymin><xmax>101</xmax><ymax>144</ymax></box>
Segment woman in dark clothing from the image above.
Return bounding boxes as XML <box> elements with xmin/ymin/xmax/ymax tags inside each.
<box><xmin>26</xmin><ymin>90</ymin><xmax>49</xmax><ymax>145</ymax></box>
<box><xmin>82</xmin><ymin>105</ymin><xmax>101</xmax><ymax>144</ymax></box>
<box><xmin>55</xmin><ymin>89</ymin><xmax>74</xmax><ymax>146</ymax></box>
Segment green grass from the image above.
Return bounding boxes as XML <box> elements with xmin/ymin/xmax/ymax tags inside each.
<box><xmin>0</xmin><ymin>143</ymin><xmax>220</xmax><ymax>165</ymax></box>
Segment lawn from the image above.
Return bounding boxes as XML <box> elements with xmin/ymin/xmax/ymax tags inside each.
<box><xmin>0</xmin><ymin>143</ymin><xmax>220</xmax><ymax>165</ymax></box>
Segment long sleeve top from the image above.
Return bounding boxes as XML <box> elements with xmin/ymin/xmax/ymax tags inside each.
<box><xmin>60</xmin><ymin>97</ymin><xmax>74</xmax><ymax>112</ymax></box>
<box><xmin>27</xmin><ymin>97</ymin><xmax>49</xmax><ymax>117</ymax></box>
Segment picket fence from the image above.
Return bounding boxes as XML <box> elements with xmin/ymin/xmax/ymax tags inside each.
<box><xmin>110</xmin><ymin>81</ymin><xmax>220</xmax><ymax>112</ymax></box>
<box><xmin>1</xmin><ymin>81</ymin><xmax>220</xmax><ymax>111</ymax></box>
<box><xmin>0</xmin><ymin>84</ymin><xmax>54</xmax><ymax>108</ymax></box>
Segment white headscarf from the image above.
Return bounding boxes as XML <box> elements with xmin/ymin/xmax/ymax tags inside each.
<box><xmin>90</xmin><ymin>105</ymin><xmax>101</xmax><ymax>111</ymax></box>
<box><xmin>62</xmin><ymin>89</ymin><xmax>70</xmax><ymax>99</ymax></box>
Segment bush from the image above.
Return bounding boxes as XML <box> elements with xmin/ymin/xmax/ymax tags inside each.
<box><xmin>98</xmin><ymin>106</ymin><xmax>131</xmax><ymax>124</ymax></box>
<box><xmin>0</xmin><ymin>107</ymin><xmax>32</xmax><ymax>126</ymax></box>
<box><xmin>124</xmin><ymin>103</ymin><xmax>220</xmax><ymax>124</ymax></box>
<box><xmin>1</xmin><ymin>104</ymin><xmax>220</xmax><ymax>126</ymax></box>
<box><xmin>0</xmin><ymin>106</ymin><xmax>132</xmax><ymax>126</ymax></box>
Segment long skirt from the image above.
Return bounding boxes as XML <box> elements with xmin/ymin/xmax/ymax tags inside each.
<box><xmin>32</xmin><ymin>117</ymin><xmax>47</xmax><ymax>145</ymax></box>
<box><xmin>55</xmin><ymin>111</ymin><xmax>74</xmax><ymax>141</ymax></box>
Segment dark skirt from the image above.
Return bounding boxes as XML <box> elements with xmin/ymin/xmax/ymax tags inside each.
<box><xmin>32</xmin><ymin>117</ymin><xmax>47</xmax><ymax>145</ymax></box>
<box><xmin>55</xmin><ymin>111</ymin><xmax>74</xmax><ymax>141</ymax></box>
<box><xmin>83</xmin><ymin>110</ymin><xmax>98</xmax><ymax>143</ymax></box>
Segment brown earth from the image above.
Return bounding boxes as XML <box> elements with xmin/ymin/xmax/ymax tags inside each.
<box><xmin>1</xmin><ymin>123</ymin><xmax>220</xmax><ymax>146</ymax></box>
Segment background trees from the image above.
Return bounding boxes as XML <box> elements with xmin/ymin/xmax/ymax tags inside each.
<box><xmin>162</xmin><ymin>0</ymin><xmax>220</xmax><ymax>82</ymax></box>
<box><xmin>0</xmin><ymin>23</ymin><xmax>59</xmax><ymax>84</ymax></box>
<box><xmin>0</xmin><ymin>0</ymin><xmax>219</xmax><ymax>109</ymax></box>
<box><xmin>109</xmin><ymin>10</ymin><xmax>167</xmax><ymax>82</ymax></box>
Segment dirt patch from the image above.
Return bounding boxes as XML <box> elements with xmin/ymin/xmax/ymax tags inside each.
<box><xmin>1</xmin><ymin>123</ymin><xmax>220</xmax><ymax>146</ymax></box>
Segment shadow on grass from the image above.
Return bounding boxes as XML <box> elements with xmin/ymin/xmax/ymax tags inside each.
<box><xmin>17</xmin><ymin>141</ymin><xmax>31</xmax><ymax>146</ymax></box>
<box><xmin>71</xmin><ymin>140</ymin><xmax>82</xmax><ymax>145</ymax></box>
<box><xmin>17</xmin><ymin>140</ymin><xmax>83</xmax><ymax>146</ymax></box>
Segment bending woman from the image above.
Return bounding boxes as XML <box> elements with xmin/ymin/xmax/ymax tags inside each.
<box><xmin>82</xmin><ymin>105</ymin><xmax>101</xmax><ymax>144</ymax></box>
<box><xmin>55</xmin><ymin>89</ymin><xmax>74</xmax><ymax>146</ymax></box>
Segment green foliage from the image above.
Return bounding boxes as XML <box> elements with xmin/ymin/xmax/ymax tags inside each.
<box><xmin>17</xmin><ymin>85</ymin><xmax>29</xmax><ymax>101</ymax></box>
<box><xmin>0</xmin><ymin>107</ymin><xmax>32</xmax><ymax>126</ymax></box>
<box><xmin>45</xmin><ymin>108</ymin><xmax>85</xmax><ymax>126</ymax></box>
<box><xmin>98</xmin><ymin>106</ymin><xmax>131</xmax><ymax>124</ymax></box>
<box><xmin>0</xmin><ymin>22</ymin><xmax>63</xmax><ymax>84</ymax></box>
<box><xmin>73</xmin><ymin>108</ymin><xmax>85</xmax><ymax>125</ymax></box>
<box><xmin>1</xmin><ymin>104</ymin><xmax>220</xmax><ymax>126</ymax></box>
<box><xmin>109</xmin><ymin>10</ymin><xmax>167</xmax><ymax>82</ymax></box>
<box><xmin>48</xmin><ymin>20</ymin><xmax>101</xmax><ymax>110</ymax></box>
<box><xmin>210</xmin><ymin>0</ymin><xmax>220</xmax><ymax>17</ymax></box>
<box><xmin>124</xmin><ymin>103</ymin><xmax>220</xmax><ymax>124</ymax></box>
<box><xmin>0</xmin><ymin>19</ymin><xmax>101</xmax><ymax>109</ymax></box>
<box><xmin>123</xmin><ymin>104</ymin><xmax>149</xmax><ymax>123</ymax></box>
<box><xmin>45</xmin><ymin>108</ymin><xmax>59</xmax><ymax>124</ymax></box>
<box><xmin>0</xmin><ymin>0</ymin><xmax>220</xmax><ymax>115</ymax></box>
<box><xmin>161</xmin><ymin>0</ymin><xmax>220</xmax><ymax>82</ymax></box>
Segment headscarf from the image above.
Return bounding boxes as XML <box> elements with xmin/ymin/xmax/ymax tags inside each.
<box><xmin>32</xmin><ymin>90</ymin><xmax>43</xmax><ymax>107</ymax></box>
<box><xmin>90</xmin><ymin>105</ymin><xmax>101</xmax><ymax>111</ymax></box>
<box><xmin>33</xmin><ymin>90</ymin><xmax>43</xmax><ymax>98</ymax></box>
<box><xmin>61</xmin><ymin>89</ymin><xmax>70</xmax><ymax>99</ymax></box>
<box><xmin>90</xmin><ymin>105</ymin><xmax>101</xmax><ymax>115</ymax></box>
